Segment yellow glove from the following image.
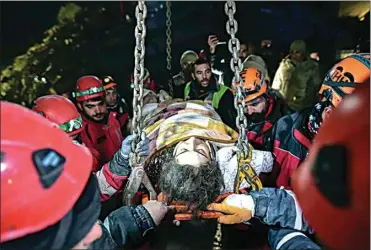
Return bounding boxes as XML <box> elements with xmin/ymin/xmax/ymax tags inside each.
<box><xmin>207</xmin><ymin>194</ymin><xmax>255</xmax><ymax>225</ymax></box>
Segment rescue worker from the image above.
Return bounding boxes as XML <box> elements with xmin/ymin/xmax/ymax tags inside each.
<box><xmin>207</xmin><ymin>86</ymin><xmax>370</xmax><ymax>250</ymax></box>
<box><xmin>170</xmin><ymin>50</ymin><xmax>199</xmax><ymax>98</ymax></box>
<box><xmin>272</xmin><ymin>40</ymin><xmax>321</xmax><ymax>111</ymax></box>
<box><xmin>130</xmin><ymin>68</ymin><xmax>158</xmax><ymax>93</ymax></box>
<box><xmin>237</xmin><ymin>67</ymin><xmax>292</xmax><ymax>151</ymax></box>
<box><xmin>0</xmin><ymin>101</ymin><xmax>171</xmax><ymax>250</ymax></box>
<box><xmin>31</xmin><ymin>94</ymin><xmax>149</xmax><ymax>201</ymax></box>
<box><xmin>270</xmin><ymin>53</ymin><xmax>370</xmax><ymax>189</ymax></box>
<box><xmin>73</xmin><ymin>75</ymin><xmax>125</xmax><ymax>165</ymax></box>
<box><xmin>184</xmin><ymin>57</ymin><xmax>236</xmax><ymax>128</ymax></box>
<box><xmin>206</xmin><ymin>34</ymin><xmax>259</xmax><ymax>86</ymax></box>
<box><xmin>102</xmin><ymin>76</ymin><xmax>130</xmax><ymax>126</ymax></box>
<box><xmin>33</xmin><ymin>95</ymin><xmax>102</xmax><ymax>172</ymax></box>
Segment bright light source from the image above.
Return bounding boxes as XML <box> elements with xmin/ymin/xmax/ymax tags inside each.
<box><xmin>154</xmin><ymin>7</ymin><xmax>158</xmax><ymax>12</ymax></box>
<box><xmin>1</xmin><ymin>163</ymin><xmax>6</xmax><ymax>172</ymax></box>
<box><xmin>160</xmin><ymin>4</ymin><xmax>163</xmax><ymax>9</ymax></box>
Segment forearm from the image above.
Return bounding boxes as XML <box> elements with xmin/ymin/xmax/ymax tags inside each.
<box><xmin>250</xmin><ymin>188</ymin><xmax>313</xmax><ymax>234</ymax></box>
<box><xmin>96</xmin><ymin>151</ymin><xmax>130</xmax><ymax>201</ymax></box>
<box><xmin>94</xmin><ymin>205</ymin><xmax>154</xmax><ymax>249</ymax></box>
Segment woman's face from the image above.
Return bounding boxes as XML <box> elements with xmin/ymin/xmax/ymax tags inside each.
<box><xmin>173</xmin><ymin>137</ymin><xmax>212</xmax><ymax>166</ymax></box>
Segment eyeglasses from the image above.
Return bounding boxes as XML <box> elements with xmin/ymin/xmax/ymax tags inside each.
<box><xmin>59</xmin><ymin>116</ymin><xmax>83</xmax><ymax>133</ymax></box>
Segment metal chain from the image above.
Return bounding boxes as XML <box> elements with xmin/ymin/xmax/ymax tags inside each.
<box><xmin>131</xmin><ymin>1</ymin><xmax>147</xmax><ymax>165</ymax></box>
<box><xmin>165</xmin><ymin>1</ymin><xmax>172</xmax><ymax>71</ymax></box>
<box><xmin>224</xmin><ymin>1</ymin><xmax>249</xmax><ymax>157</ymax></box>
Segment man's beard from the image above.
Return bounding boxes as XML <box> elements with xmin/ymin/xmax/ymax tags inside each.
<box><xmin>83</xmin><ymin>110</ymin><xmax>106</xmax><ymax>123</ymax></box>
<box><xmin>248</xmin><ymin>112</ymin><xmax>266</xmax><ymax>123</ymax></box>
<box><xmin>158</xmin><ymin>159</ymin><xmax>224</xmax><ymax>211</ymax></box>
<box><xmin>198</xmin><ymin>78</ymin><xmax>210</xmax><ymax>88</ymax></box>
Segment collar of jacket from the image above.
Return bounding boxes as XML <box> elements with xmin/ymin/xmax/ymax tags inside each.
<box><xmin>189</xmin><ymin>77</ymin><xmax>219</xmax><ymax>98</ymax></box>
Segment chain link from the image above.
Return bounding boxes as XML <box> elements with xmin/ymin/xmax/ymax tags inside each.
<box><xmin>224</xmin><ymin>1</ymin><xmax>249</xmax><ymax>157</ymax></box>
<box><xmin>165</xmin><ymin>1</ymin><xmax>172</xmax><ymax>71</ymax></box>
<box><xmin>131</xmin><ymin>1</ymin><xmax>147</xmax><ymax>165</ymax></box>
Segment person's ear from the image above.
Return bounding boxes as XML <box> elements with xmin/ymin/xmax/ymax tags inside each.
<box><xmin>77</xmin><ymin>102</ymin><xmax>82</xmax><ymax>111</ymax></box>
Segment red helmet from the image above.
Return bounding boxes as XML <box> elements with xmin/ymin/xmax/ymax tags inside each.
<box><xmin>1</xmin><ymin>101</ymin><xmax>94</xmax><ymax>243</ymax></box>
<box><xmin>102</xmin><ymin>76</ymin><xmax>117</xmax><ymax>90</ymax></box>
<box><xmin>293</xmin><ymin>86</ymin><xmax>370</xmax><ymax>250</ymax></box>
<box><xmin>33</xmin><ymin>95</ymin><xmax>83</xmax><ymax>136</ymax></box>
<box><xmin>73</xmin><ymin>75</ymin><xmax>105</xmax><ymax>102</ymax></box>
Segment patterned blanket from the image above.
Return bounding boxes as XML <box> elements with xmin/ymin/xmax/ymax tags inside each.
<box><xmin>143</xmin><ymin>99</ymin><xmax>238</xmax><ymax>161</ymax></box>
<box><xmin>142</xmin><ymin>99</ymin><xmax>274</xmax><ymax>191</ymax></box>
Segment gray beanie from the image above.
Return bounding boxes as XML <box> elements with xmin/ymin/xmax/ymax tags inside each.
<box><xmin>290</xmin><ymin>40</ymin><xmax>306</xmax><ymax>53</ymax></box>
<box><xmin>242</xmin><ymin>55</ymin><xmax>268</xmax><ymax>75</ymax></box>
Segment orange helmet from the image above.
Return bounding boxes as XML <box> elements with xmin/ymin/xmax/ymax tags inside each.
<box><xmin>240</xmin><ymin>67</ymin><xmax>268</xmax><ymax>102</ymax></box>
<box><xmin>1</xmin><ymin>101</ymin><xmax>99</xmax><ymax>247</ymax></box>
<box><xmin>319</xmin><ymin>53</ymin><xmax>370</xmax><ymax>107</ymax></box>
<box><xmin>33</xmin><ymin>95</ymin><xmax>83</xmax><ymax>136</ymax></box>
<box><xmin>293</xmin><ymin>86</ymin><xmax>370</xmax><ymax>250</ymax></box>
<box><xmin>73</xmin><ymin>75</ymin><xmax>105</xmax><ymax>102</ymax></box>
<box><xmin>102</xmin><ymin>76</ymin><xmax>117</xmax><ymax>90</ymax></box>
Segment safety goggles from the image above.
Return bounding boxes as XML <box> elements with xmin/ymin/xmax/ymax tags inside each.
<box><xmin>72</xmin><ymin>86</ymin><xmax>105</xmax><ymax>98</ymax></box>
<box><xmin>322</xmin><ymin>79</ymin><xmax>357</xmax><ymax>99</ymax></box>
<box><xmin>59</xmin><ymin>116</ymin><xmax>83</xmax><ymax>133</ymax></box>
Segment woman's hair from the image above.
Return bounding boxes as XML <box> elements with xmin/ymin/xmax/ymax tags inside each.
<box><xmin>157</xmin><ymin>157</ymin><xmax>224</xmax><ymax>211</ymax></box>
<box><xmin>146</xmin><ymin>141</ymin><xmax>224</xmax><ymax>211</ymax></box>
<box><xmin>146</xmin><ymin>146</ymin><xmax>176</xmax><ymax>185</ymax></box>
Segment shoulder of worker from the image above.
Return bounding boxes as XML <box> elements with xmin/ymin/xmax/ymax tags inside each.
<box><xmin>277</xmin><ymin>55</ymin><xmax>296</xmax><ymax>72</ymax></box>
<box><xmin>268</xmin><ymin>228</ymin><xmax>321</xmax><ymax>250</ymax></box>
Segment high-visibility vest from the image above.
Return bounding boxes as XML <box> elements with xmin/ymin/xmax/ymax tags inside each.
<box><xmin>184</xmin><ymin>82</ymin><xmax>230</xmax><ymax>109</ymax></box>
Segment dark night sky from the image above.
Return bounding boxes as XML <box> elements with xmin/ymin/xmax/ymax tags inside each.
<box><xmin>1</xmin><ymin>1</ymin><xmax>66</xmax><ymax>65</ymax></box>
<box><xmin>0</xmin><ymin>1</ymin><xmax>368</xmax><ymax>73</ymax></box>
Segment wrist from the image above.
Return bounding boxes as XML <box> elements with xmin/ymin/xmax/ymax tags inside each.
<box><xmin>109</xmin><ymin>151</ymin><xmax>130</xmax><ymax>175</ymax></box>
<box><xmin>133</xmin><ymin>205</ymin><xmax>155</xmax><ymax>237</ymax></box>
